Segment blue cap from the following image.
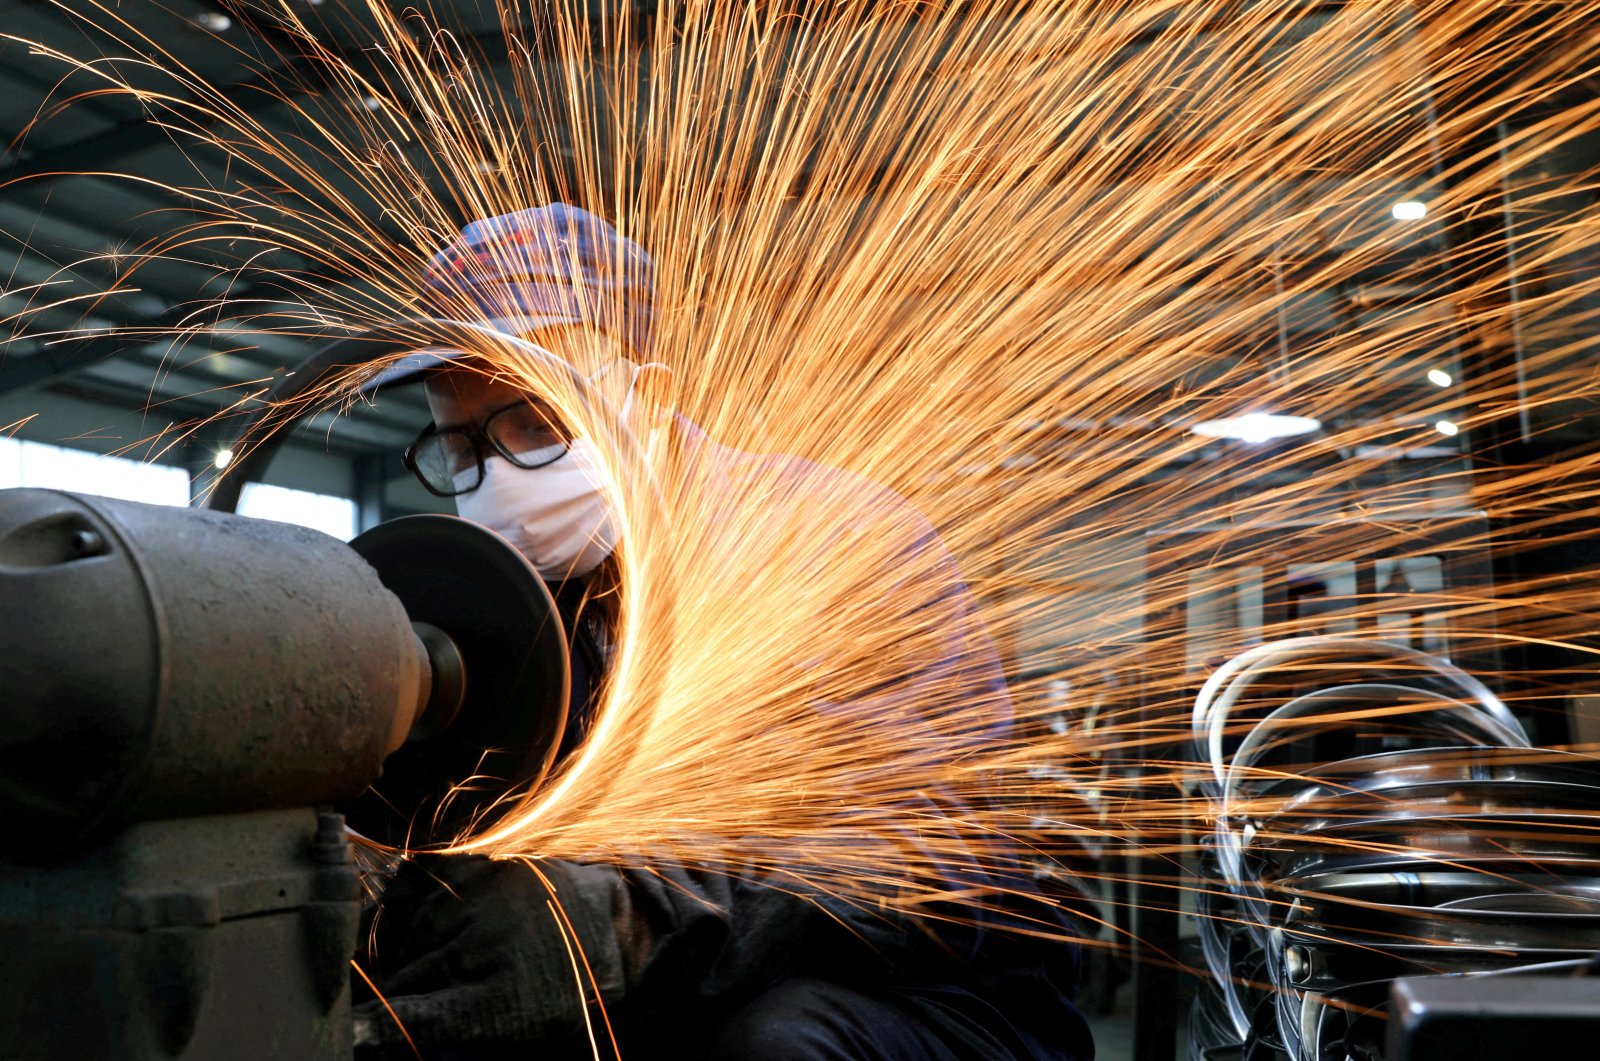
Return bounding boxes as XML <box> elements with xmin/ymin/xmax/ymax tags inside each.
<box><xmin>367</xmin><ymin>204</ymin><xmax>654</xmax><ymax>389</ymax></box>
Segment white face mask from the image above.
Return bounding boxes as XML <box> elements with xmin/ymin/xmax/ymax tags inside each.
<box><xmin>454</xmin><ymin>438</ymin><xmax>617</xmax><ymax>581</ymax></box>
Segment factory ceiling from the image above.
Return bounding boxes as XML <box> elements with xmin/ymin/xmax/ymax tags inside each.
<box><xmin>0</xmin><ymin>1</ymin><xmax>484</xmax><ymax>470</ymax></box>
<box><xmin>0</xmin><ymin>3</ymin><xmax>1592</xmax><ymax>489</ymax></box>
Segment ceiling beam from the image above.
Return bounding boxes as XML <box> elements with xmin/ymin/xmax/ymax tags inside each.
<box><xmin>0</xmin><ymin>335</ymin><xmax>146</xmax><ymax>396</ymax></box>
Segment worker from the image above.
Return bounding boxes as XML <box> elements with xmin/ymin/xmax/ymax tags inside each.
<box><xmin>353</xmin><ymin>204</ymin><xmax>1092</xmax><ymax>1060</ymax></box>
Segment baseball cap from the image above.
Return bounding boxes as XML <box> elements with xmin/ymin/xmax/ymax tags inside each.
<box><xmin>367</xmin><ymin>203</ymin><xmax>654</xmax><ymax>390</ymax></box>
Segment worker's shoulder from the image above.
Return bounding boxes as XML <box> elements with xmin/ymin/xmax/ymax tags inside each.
<box><xmin>747</xmin><ymin>451</ymin><xmax>954</xmax><ymax>569</ymax></box>
<box><xmin>679</xmin><ymin>416</ymin><xmax>950</xmax><ymax>557</ymax></box>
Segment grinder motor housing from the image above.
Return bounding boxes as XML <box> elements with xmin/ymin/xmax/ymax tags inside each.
<box><xmin>0</xmin><ymin>488</ymin><xmax>569</xmax><ymax>1059</ymax></box>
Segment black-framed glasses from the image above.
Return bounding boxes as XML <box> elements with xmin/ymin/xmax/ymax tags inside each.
<box><xmin>404</xmin><ymin>400</ymin><xmax>572</xmax><ymax>497</ymax></box>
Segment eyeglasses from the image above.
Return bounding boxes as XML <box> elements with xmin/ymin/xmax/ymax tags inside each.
<box><xmin>403</xmin><ymin>400</ymin><xmax>572</xmax><ymax>497</ymax></box>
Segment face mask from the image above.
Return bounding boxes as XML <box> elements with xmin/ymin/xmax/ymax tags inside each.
<box><xmin>454</xmin><ymin>438</ymin><xmax>617</xmax><ymax>581</ymax></box>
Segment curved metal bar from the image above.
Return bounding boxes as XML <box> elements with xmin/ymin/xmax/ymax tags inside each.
<box><xmin>205</xmin><ymin>317</ymin><xmax>595</xmax><ymax>512</ymax></box>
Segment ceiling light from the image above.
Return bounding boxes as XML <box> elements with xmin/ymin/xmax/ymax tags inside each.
<box><xmin>1434</xmin><ymin>419</ymin><xmax>1459</xmax><ymax>437</ymax></box>
<box><xmin>1426</xmin><ymin>368</ymin><xmax>1453</xmax><ymax>387</ymax></box>
<box><xmin>194</xmin><ymin>13</ymin><xmax>232</xmax><ymax>33</ymax></box>
<box><xmin>1392</xmin><ymin>200</ymin><xmax>1428</xmax><ymax>221</ymax></box>
<box><xmin>1192</xmin><ymin>412</ymin><xmax>1321</xmax><ymax>444</ymax></box>
<box><xmin>214</xmin><ymin>448</ymin><xmax>234</xmax><ymax>469</ymax></box>
<box><xmin>1354</xmin><ymin>444</ymin><xmax>1458</xmax><ymax>460</ymax></box>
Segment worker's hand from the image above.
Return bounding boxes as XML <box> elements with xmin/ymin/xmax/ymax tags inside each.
<box><xmin>351</xmin><ymin>855</ymin><xmax>596</xmax><ymax>1058</ymax></box>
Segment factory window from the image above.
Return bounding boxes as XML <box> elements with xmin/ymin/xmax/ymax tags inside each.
<box><xmin>0</xmin><ymin>436</ymin><xmax>191</xmax><ymax>506</ymax></box>
<box><xmin>237</xmin><ymin>482</ymin><xmax>359</xmax><ymax>541</ymax></box>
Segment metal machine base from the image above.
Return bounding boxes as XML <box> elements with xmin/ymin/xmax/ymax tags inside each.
<box><xmin>0</xmin><ymin>809</ymin><xmax>360</xmax><ymax>1060</ymax></box>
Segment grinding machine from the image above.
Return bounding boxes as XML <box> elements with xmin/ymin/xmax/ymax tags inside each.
<box><xmin>0</xmin><ymin>487</ymin><xmax>571</xmax><ymax>1059</ymax></box>
<box><xmin>0</xmin><ymin>320</ymin><xmax>638</xmax><ymax>1058</ymax></box>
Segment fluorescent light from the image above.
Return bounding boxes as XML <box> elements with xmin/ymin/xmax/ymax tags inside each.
<box><xmin>1393</xmin><ymin>200</ymin><xmax>1428</xmax><ymax>221</ymax></box>
<box><xmin>1192</xmin><ymin>412</ymin><xmax>1321</xmax><ymax>443</ymax></box>
<box><xmin>1434</xmin><ymin>419</ymin><xmax>1460</xmax><ymax>436</ymax></box>
<box><xmin>1426</xmin><ymin>369</ymin><xmax>1453</xmax><ymax>387</ymax></box>
<box><xmin>1355</xmin><ymin>444</ymin><xmax>1458</xmax><ymax>460</ymax></box>
<box><xmin>214</xmin><ymin>448</ymin><xmax>234</xmax><ymax>469</ymax></box>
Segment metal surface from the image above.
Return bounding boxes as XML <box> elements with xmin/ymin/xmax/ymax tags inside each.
<box><xmin>1222</xmin><ymin>684</ymin><xmax>1526</xmax><ymax>800</ymax></box>
<box><xmin>1281</xmin><ymin>897</ymin><xmax>1600</xmax><ymax>954</ymax></box>
<box><xmin>0</xmin><ymin>485</ymin><xmax>585</xmax><ymax>1061</ymax></box>
<box><xmin>0</xmin><ymin>809</ymin><xmax>359</xmax><ymax>1061</ymax></box>
<box><xmin>1191</xmin><ymin>639</ymin><xmax>1600</xmax><ymax>1061</ymax></box>
<box><xmin>1259</xmin><ymin>791</ymin><xmax>1600</xmax><ymax>843</ymax></box>
<box><xmin>1388</xmin><ymin>975</ymin><xmax>1600</xmax><ymax>1061</ymax></box>
<box><xmin>346</xmin><ymin>513</ymin><xmax>570</xmax><ymax>846</ymax></box>
<box><xmin>1</xmin><ymin>489</ymin><xmax>576</xmax><ymax>1058</ymax></box>
<box><xmin>1254</xmin><ymin>809</ymin><xmax>1600</xmax><ymax>857</ymax></box>
<box><xmin>0</xmin><ymin>488</ymin><xmax>423</xmax><ymax>859</ymax></box>
<box><xmin>1272</xmin><ymin>872</ymin><xmax>1600</xmax><ymax>909</ymax></box>
<box><xmin>1257</xmin><ymin>848</ymin><xmax>1600</xmax><ymax>882</ymax></box>
<box><xmin>1263</xmin><ymin>778</ymin><xmax>1600</xmax><ymax>828</ymax></box>
<box><xmin>1258</xmin><ymin>745</ymin><xmax>1600</xmax><ymax>800</ymax></box>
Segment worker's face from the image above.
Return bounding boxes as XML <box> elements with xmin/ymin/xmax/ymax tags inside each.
<box><xmin>424</xmin><ymin>370</ymin><xmax>529</xmax><ymax>432</ymax></box>
<box><xmin>418</xmin><ymin>332</ymin><xmax>627</xmax><ymax>582</ymax></box>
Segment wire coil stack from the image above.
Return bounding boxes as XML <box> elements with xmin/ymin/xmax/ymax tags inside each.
<box><xmin>1189</xmin><ymin>637</ymin><xmax>1600</xmax><ymax>1061</ymax></box>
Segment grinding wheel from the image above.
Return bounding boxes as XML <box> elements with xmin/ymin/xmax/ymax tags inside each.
<box><xmin>346</xmin><ymin>515</ymin><xmax>570</xmax><ymax>846</ymax></box>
